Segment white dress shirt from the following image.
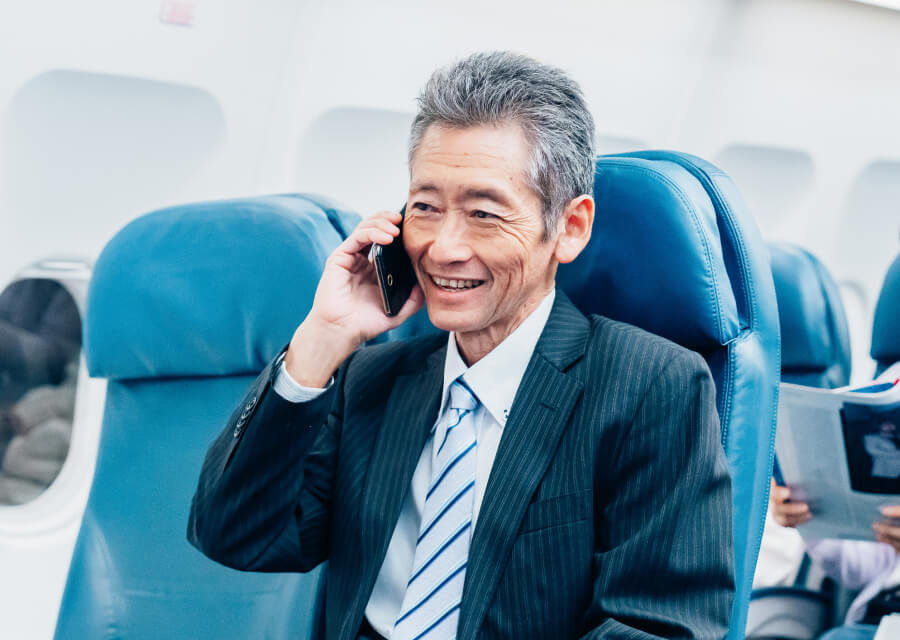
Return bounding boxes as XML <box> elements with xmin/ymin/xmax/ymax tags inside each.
<box><xmin>273</xmin><ymin>289</ymin><xmax>556</xmax><ymax>638</ymax></box>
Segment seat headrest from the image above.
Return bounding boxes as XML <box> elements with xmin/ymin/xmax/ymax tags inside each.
<box><xmin>768</xmin><ymin>243</ymin><xmax>851</xmax><ymax>388</ymax></box>
<box><xmin>85</xmin><ymin>195</ymin><xmax>359</xmax><ymax>380</ymax></box>
<box><xmin>872</xmin><ymin>252</ymin><xmax>900</xmax><ymax>375</ymax></box>
<box><xmin>558</xmin><ymin>155</ymin><xmax>740</xmax><ymax>352</ymax></box>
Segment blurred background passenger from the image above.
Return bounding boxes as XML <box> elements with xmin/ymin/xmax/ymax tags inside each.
<box><xmin>0</xmin><ymin>279</ymin><xmax>81</xmax><ymax>505</ymax></box>
<box><xmin>771</xmin><ymin>360</ymin><xmax>900</xmax><ymax>631</ymax></box>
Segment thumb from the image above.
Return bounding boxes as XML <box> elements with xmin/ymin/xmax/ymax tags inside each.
<box><xmin>773</xmin><ymin>486</ymin><xmax>791</xmax><ymax>503</ymax></box>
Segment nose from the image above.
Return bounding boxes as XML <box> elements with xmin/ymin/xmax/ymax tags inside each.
<box><xmin>427</xmin><ymin>213</ymin><xmax>473</xmax><ymax>265</ymax></box>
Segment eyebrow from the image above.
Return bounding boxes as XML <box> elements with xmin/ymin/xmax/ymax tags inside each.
<box><xmin>409</xmin><ymin>184</ymin><xmax>513</xmax><ymax>208</ymax></box>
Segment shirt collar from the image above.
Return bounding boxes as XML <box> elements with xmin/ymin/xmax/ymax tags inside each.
<box><xmin>437</xmin><ymin>289</ymin><xmax>556</xmax><ymax>429</ymax></box>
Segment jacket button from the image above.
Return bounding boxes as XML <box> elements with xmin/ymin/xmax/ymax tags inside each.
<box><xmin>240</xmin><ymin>397</ymin><xmax>257</xmax><ymax>420</ymax></box>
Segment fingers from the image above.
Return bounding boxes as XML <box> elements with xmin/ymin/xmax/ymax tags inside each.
<box><xmin>360</xmin><ymin>211</ymin><xmax>403</xmax><ymax>241</ymax></box>
<box><xmin>880</xmin><ymin>505</ymin><xmax>900</xmax><ymax>518</ymax></box>
<box><xmin>352</xmin><ymin>212</ymin><xmax>402</xmax><ymax>248</ymax></box>
<box><xmin>770</xmin><ymin>483</ymin><xmax>811</xmax><ymax>528</ymax></box>
<box><xmin>771</xmin><ymin>484</ymin><xmax>792</xmax><ymax>505</ymax></box>
<box><xmin>874</xmin><ymin>506</ymin><xmax>900</xmax><ymax>552</ymax></box>
<box><xmin>873</xmin><ymin>521</ymin><xmax>900</xmax><ymax>553</ymax></box>
<box><xmin>332</xmin><ymin>212</ymin><xmax>402</xmax><ymax>269</ymax></box>
<box><xmin>772</xmin><ymin>500</ymin><xmax>812</xmax><ymax>528</ymax></box>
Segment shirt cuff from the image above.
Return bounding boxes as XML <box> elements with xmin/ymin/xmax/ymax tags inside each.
<box><xmin>273</xmin><ymin>361</ymin><xmax>333</xmax><ymax>403</ymax></box>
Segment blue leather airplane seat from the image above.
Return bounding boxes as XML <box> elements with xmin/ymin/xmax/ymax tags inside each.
<box><xmin>871</xmin><ymin>252</ymin><xmax>900</xmax><ymax>377</ymax></box>
<box><xmin>54</xmin><ymin>194</ymin><xmax>360</xmax><ymax>639</ymax></box>
<box><xmin>557</xmin><ymin>151</ymin><xmax>781</xmax><ymax>639</ymax></box>
<box><xmin>747</xmin><ymin>243</ymin><xmax>852</xmax><ymax>640</ymax></box>
<box><xmin>770</xmin><ymin>243</ymin><xmax>852</xmax><ymax>388</ymax></box>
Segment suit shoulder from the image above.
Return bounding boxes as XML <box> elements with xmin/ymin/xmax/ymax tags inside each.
<box><xmin>586</xmin><ymin>315</ymin><xmax>707</xmax><ymax>374</ymax></box>
<box><xmin>344</xmin><ymin>332</ymin><xmax>447</xmax><ymax>386</ymax></box>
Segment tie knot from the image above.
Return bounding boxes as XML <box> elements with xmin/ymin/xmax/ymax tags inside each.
<box><xmin>449</xmin><ymin>378</ymin><xmax>478</xmax><ymax>412</ymax></box>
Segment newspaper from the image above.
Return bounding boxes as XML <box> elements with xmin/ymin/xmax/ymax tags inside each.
<box><xmin>875</xmin><ymin>613</ymin><xmax>900</xmax><ymax>640</ymax></box>
<box><xmin>774</xmin><ymin>379</ymin><xmax>900</xmax><ymax>540</ymax></box>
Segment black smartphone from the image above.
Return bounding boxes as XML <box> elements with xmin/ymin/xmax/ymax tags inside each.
<box><xmin>370</xmin><ymin>205</ymin><xmax>417</xmax><ymax>316</ymax></box>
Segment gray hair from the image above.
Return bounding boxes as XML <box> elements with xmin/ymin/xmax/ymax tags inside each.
<box><xmin>409</xmin><ymin>51</ymin><xmax>595</xmax><ymax>238</ymax></box>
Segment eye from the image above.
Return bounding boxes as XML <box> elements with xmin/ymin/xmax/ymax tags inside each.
<box><xmin>412</xmin><ymin>202</ymin><xmax>437</xmax><ymax>212</ymax></box>
<box><xmin>473</xmin><ymin>210</ymin><xmax>497</xmax><ymax>220</ymax></box>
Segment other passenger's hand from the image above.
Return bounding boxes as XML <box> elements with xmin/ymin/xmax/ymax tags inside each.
<box><xmin>284</xmin><ymin>211</ymin><xmax>425</xmax><ymax>387</ymax></box>
<box><xmin>770</xmin><ymin>479</ymin><xmax>812</xmax><ymax>528</ymax></box>
<box><xmin>873</xmin><ymin>505</ymin><xmax>900</xmax><ymax>553</ymax></box>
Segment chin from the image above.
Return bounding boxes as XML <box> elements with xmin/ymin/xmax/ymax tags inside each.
<box><xmin>425</xmin><ymin>306</ymin><xmax>484</xmax><ymax>334</ymax></box>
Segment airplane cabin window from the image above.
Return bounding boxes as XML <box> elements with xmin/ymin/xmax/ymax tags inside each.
<box><xmin>0</xmin><ymin>278</ymin><xmax>81</xmax><ymax>506</ymax></box>
<box><xmin>832</xmin><ymin>160</ymin><xmax>900</xmax><ymax>300</ymax></box>
<box><xmin>1</xmin><ymin>70</ymin><xmax>225</xmax><ymax>283</ymax></box>
<box><xmin>713</xmin><ymin>144</ymin><xmax>815</xmax><ymax>236</ymax></box>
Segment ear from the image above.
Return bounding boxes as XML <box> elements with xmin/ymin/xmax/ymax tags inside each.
<box><xmin>553</xmin><ymin>195</ymin><xmax>594</xmax><ymax>264</ymax></box>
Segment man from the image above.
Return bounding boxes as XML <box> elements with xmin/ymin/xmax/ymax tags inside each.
<box><xmin>188</xmin><ymin>51</ymin><xmax>734</xmax><ymax>639</ymax></box>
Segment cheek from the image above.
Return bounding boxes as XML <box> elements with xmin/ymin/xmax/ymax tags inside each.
<box><xmin>402</xmin><ymin>225</ymin><xmax>428</xmax><ymax>262</ymax></box>
<box><xmin>480</xmin><ymin>234</ymin><xmax>532</xmax><ymax>288</ymax></box>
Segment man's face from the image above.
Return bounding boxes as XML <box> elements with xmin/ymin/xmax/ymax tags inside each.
<box><xmin>404</xmin><ymin>122</ymin><xmax>558</xmax><ymax>348</ymax></box>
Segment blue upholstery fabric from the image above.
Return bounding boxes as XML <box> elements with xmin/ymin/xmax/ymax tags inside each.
<box><xmin>55</xmin><ymin>195</ymin><xmax>356</xmax><ymax>639</ymax></box>
<box><xmin>817</xmin><ymin>624</ymin><xmax>878</xmax><ymax>640</ymax></box>
<box><xmin>84</xmin><ymin>194</ymin><xmax>355</xmax><ymax>380</ymax></box>
<box><xmin>769</xmin><ymin>243</ymin><xmax>851</xmax><ymax>388</ymax></box>
<box><xmin>558</xmin><ymin>151</ymin><xmax>781</xmax><ymax>639</ymax></box>
<box><xmin>749</xmin><ymin>244</ymin><xmax>849</xmax><ymax>639</ymax></box>
<box><xmin>871</xmin><ymin>253</ymin><xmax>900</xmax><ymax>377</ymax></box>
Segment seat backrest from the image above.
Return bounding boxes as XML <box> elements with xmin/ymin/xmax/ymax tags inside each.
<box><xmin>557</xmin><ymin>151</ymin><xmax>780</xmax><ymax>639</ymax></box>
<box><xmin>769</xmin><ymin>243</ymin><xmax>851</xmax><ymax>388</ymax></box>
<box><xmin>748</xmin><ymin>244</ymin><xmax>849</xmax><ymax>638</ymax></box>
<box><xmin>871</xmin><ymin>252</ymin><xmax>900</xmax><ymax>377</ymax></box>
<box><xmin>54</xmin><ymin>195</ymin><xmax>358</xmax><ymax>639</ymax></box>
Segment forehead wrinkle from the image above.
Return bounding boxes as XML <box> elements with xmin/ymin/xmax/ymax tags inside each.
<box><xmin>462</xmin><ymin>187</ymin><xmax>514</xmax><ymax>209</ymax></box>
<box><xmin>410</xmin><ymin>123</ymin><xmax>538</xmax><ymax>210</ymax></box>
<box><xmin>409</xmin><ymin>183</ymin><xmax>440</xmax><ymax>195</ymax></box>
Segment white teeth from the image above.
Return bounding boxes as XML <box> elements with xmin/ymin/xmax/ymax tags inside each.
<box><xmin>432</xmin><ymin>276</ymin><xmax>483</xmax><ymax>290</ymax></box>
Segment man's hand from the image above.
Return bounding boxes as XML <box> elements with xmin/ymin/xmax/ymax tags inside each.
<box><xmin>770</xmin><ymin>479</ymin><xmax>812</xmax><ymax>528</ymax></box>
<box><xmin>873</xmin><ymin>506</ymin><xmax>900</xmax><ymax>553</ymax></box>
<box><xmin>284</xmin><ymin>210</ymin><xmax>425</xmax><ymax>387</ymax></box>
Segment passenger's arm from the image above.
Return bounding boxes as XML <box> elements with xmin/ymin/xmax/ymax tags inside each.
<box><xmin>804</xmin><ymin>537</ymin><xmax>896</xmax><ymax>590</ymax></box>
<box><xmin>580</xmin><ymin>350</ymin><xmax>734</xmax><ymax>639</ymax></box>
<box><xmin>187</xmin><ymin>345</ymin><xmax>347</xmax><ymax>572</ymax></box>
<box><xmin>187</xmin><ymin>210</ymin><xmax>423</xmax><ymax>572</ymax></box>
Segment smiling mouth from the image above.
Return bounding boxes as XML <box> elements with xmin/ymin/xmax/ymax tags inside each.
<box><xmin>430</xmin><ymin>275</ymin><xmax>486</xmax><ymax>291</ymax></box>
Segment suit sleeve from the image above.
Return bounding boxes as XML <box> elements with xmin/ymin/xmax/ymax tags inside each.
<box><xmin>581</xmin><ymin>350</ymin><xmax>734</xmax><ymax>640</ymax></box>
<box><xmin>187</xmin><ymin>345</ymin><xmax>351</xmax><ymax>573</ymax></box>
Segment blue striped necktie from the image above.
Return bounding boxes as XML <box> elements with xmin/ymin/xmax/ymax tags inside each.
<box><xmin>392</xmin><ymin>378</ymin><xmax>479</xmax><ymax>640</ymax></box>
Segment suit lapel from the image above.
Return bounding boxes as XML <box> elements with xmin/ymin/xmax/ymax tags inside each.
<box><xmin>345</xmin><ymin>343</ymin><xmax>446</xmax><ymax>638</ymax></box>
<box><xmin>458</xmin><ymin>292</ymin><xmax>589</xmax><ymax>640</ymax></box>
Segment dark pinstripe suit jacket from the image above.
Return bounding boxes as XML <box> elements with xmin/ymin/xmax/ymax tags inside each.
<box><xmin>188</xmin><ymin>292</ymin><xmax>734</xmax><ymax>639</ymax></box>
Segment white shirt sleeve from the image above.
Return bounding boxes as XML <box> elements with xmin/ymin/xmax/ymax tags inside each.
<box><xmin>272</xmin><ymin>361</ymin><xmax>333</xmax><ymax>403</ymax></box>
<box><xmin>876</xmin><ymin>361</ymin><xmax>900</xmax><ymax>382</ymax></box>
